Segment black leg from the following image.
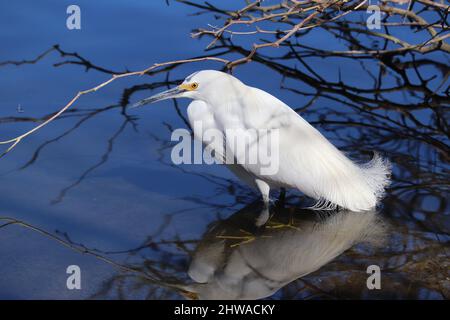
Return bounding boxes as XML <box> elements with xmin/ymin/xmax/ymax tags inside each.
<box><xmin>277</xmin><ymin>187</ymin><xmax>286</xmax><ymax>206</ymax></box>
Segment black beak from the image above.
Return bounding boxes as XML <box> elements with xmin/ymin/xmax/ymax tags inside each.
<box><xmin>131</xmin><ymin>86</ymin><xmax>185</xmax><ymax>108</ymax></box>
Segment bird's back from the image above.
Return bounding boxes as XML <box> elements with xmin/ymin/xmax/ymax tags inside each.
<box><xmin>239</xmin><ymin>87</ymin><xmax>391</xmax><ymax>211</ymax></box>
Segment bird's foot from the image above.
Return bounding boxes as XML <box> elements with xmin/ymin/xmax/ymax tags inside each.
<box><xmin>216</xmin><ymin>229</ymin><xmax>270</xmax><ymax>248</ymax></box>
<box><xmin>265</xmin><ymin>215</ymin><xmax>300</xmax><ymax>231</ymax></box>
<box><xmin>216</xmin><ymin>233</ymin><xmax>255</xmax><ymax>248</ymax></box>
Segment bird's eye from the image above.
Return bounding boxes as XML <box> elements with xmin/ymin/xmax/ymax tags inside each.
<box><xmin>190</xmin><ymin>82</ymin><xmax>199</xmax><ymax>90</ymax></box>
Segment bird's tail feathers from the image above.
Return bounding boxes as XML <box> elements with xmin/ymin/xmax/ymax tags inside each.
<box><xmin>359</xmin><ymin>152</ymin><xmax>392</xmax><ymax>202</ymax></box>
<box><xmin>306</xmin><ymin>150</ymin><xmax>391</xmax><ymax>212</ymax></box>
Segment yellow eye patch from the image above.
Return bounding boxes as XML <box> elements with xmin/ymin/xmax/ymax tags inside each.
<box><xmin>180</xmin><ymin>82</ymin><xmax>199</xmax><ymax>91</ymax></box>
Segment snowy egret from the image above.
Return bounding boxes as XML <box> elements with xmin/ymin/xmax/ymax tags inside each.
<box><xmin>134</xmin><ymin>70</ymin><xmax>391</xmax><ymax>212</ymax></box>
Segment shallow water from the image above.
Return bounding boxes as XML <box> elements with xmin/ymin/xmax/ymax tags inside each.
<box><xmin>0</xmin><ymin>1</ymin><xmax>448</xmax><ymax>299</ymax></box>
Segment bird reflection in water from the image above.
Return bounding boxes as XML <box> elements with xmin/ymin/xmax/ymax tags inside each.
<box><xmin>182</xmin><ymin>204</ymin><xmax>387</xmax><ymax>300</ymax></box>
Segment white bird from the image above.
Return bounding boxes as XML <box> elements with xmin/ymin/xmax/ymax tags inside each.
<box><xmin>134</xmin><ymin>70</ymin><xmax>391</xmax><ymax>212</ymax></box>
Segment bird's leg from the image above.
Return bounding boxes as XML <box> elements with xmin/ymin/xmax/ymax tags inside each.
<box><xmin>277</xmin><ymin>187</ymin><xmax>286</xmax><ymax>208</ymax></box>
<box><xmin>256</xmin><ymin>207</ymin><xmax>270</xmax><ymax>228</ymax></box>
<box><xmin>265</xmin><ymin>212</ymin><xmax>300</xmax><ymax>231</ymax></box>
<box><xmin>255</xmin><ymin>179</ymin><xmax>271</xmax><ymax>227</ymax></box>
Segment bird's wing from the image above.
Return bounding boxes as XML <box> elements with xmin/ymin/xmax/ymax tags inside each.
<box><xmin>236</xmin><ymin>87</ymin><xmax>391</xmax><ymax>211</ymax></box>
<box><xmin>187</xmin><ymin>100</ymin><xmax>260</xmax><ymax>188</ymax></box>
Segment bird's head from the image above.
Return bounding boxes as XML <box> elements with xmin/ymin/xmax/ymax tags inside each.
<box><xmin>132</xmin><ymin>70</ymin><xmax>241</xmax><ymax>107</ymax></box>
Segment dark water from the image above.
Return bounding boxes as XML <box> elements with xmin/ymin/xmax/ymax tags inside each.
<box><xmin>0</xmin><ymin>1</ymin><xmax>448</xmax><ymax>299</ymax></box>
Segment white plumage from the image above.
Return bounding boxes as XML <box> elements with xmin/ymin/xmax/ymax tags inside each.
<box><xmin>135</xmin><ymin>70</ymin><xmax>391</xmax><ymax>212</ymax></box>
